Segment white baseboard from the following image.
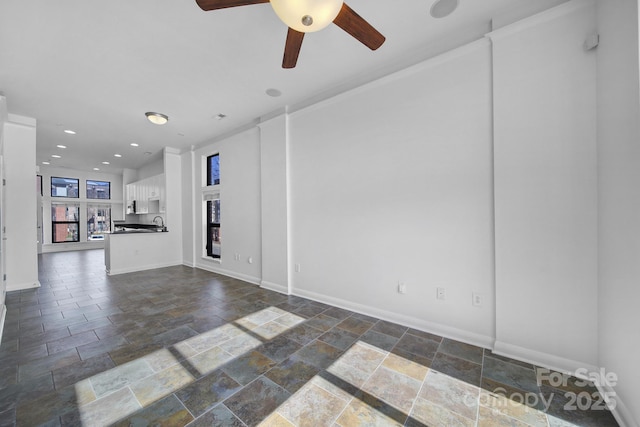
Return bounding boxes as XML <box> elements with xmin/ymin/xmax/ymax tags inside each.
<box><xmin>195</xmin><ymin>263</ymin><xmax>261</xmax><ymax>286</ymax></box>
<box><xmin>107</xmin><ymin>262</ymin><xmax>182</xmax><ymax>276</ymax></box>
<box><xmin>42</xmin><ymin>242</ymin><xmax>104</xmax><ymax>253</ymax></box>
<box><xmin>597</xmin><ymin>382</ymin><xmax>638</xmax><ymax>427</ymax></box>
<box><xmin>493</xmin><ymin>340</ymin><xmax>638</xmax><ymax>427</ymax></box>
<box><xmin>492</xmin><ymin>340</ymin><xmax>599</xmax><ymax>375</ymax></box>
<box><xmin>293</xmin><ymin>287</ymin><xmax>495</xmax><ymax>350</ymax></box>
<box><xmin>6</xmin><ymin>280</ymin><xmax>41</xmax><ymax>292</ymax></box>
<box><xmin>260</xmin><ymin>280</ymin><xmax>289</xmax><ymax>295</ymax></box>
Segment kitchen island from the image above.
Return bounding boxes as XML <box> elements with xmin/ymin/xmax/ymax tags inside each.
<box><xmin>105</xmin><ymin>226</ymin><xmax>179</xmax><ymax>275</ymax></box>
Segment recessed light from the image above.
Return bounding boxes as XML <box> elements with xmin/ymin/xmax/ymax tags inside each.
<box><xmin>93</xmin><ymin>168</ymin><xmax>100</xmax><ymax>171</ymax></box>
<box><xmin>130</xmin><ymin>143</ymin><xmax>139</xmax><ymax>147</ymax></box>
<box><xmin>51</xmin><ymin>154</ymin><xmax>61</xmax><ymax>158</ymax></box>
<box><xmin>265</xmin><ymin>88</ymin><xmax>282</xmax><ymax>97</ymax></box>
<box><xmin>145</xmin><ymin>112</ymin><xmax>169</xmax><ymax>125</ymax></box>
<box><xmin>102</xmin><ymin>161</ymin><xmax>110</xmax><ymax>165</ymax></box>
<box><xmin>42</xmin><ymin>161</ymin><xmax>50</xmax><ymax>165</ymax></box>
<box><xmin>114</xmin><ymin>154</ymin><xmax>122</xmax><ymax>158</ymax></box>
<box><xmin>56</xmin><ymin>145</ymin><xmax>67</xmax><ymax>149</ymax></box>
<box><xmin>215</xmin><ymin>113</ymin><xmax>227</xmax><ymax>120</ymax></box>
<box><xmin>430</xmin><ymin>0</ymin><xmax>458</xmax><ymax>18</ymax></box>
<box><xmin>64</xmin><ymin>129</ymin><xmax>76</xmax><ymax>135</ymax></box>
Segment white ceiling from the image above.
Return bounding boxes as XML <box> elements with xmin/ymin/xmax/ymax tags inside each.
<box><xmin>0</xmin><ymin>0</ymin><xmax>567</xmax><ymax>173</ymax></box>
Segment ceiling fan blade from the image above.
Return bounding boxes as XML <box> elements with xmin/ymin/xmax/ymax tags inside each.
<box><xmin>282</xmin><ymin>28</ymin><xmax>304</xmax><ymax>69</ymax></box>
<box><xmin>333</xmin><ymin>3</ymin><xmax>385</xmax><ymax>50</ymax></box>
<box><xmin>195</xmin><ymin>0</ymin><xmax>269</xmax><ymax>11</ymax></box>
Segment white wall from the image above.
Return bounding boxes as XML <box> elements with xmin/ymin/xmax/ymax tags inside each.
<box><xmin>289</xmin><ymin>40</ymin><xmax>495</xmax><ymax>346</ymax></box>
<box><xmin>597</xmin><ymin>0</ymin><xmax>640</xmax><ymax>425</ymax></box>
<box><xmin>138</xmin><ymin>157</ymin><xmax>164</xmax><ymax>180</ymax></box>
<box><xmin>259</xmin><ymin>114</ymin><xmax>290</xmax><ymax>294</ymax></box>
<box><xmin>192</xmin><ymin>129</ymin><xmax>262</xmax><ymax>283</ymax></box>
<box><xmin>4</xmin><ymin>114</ymin><xmax>39</xmax><ymax>291</ymax></box>
<box><xmin>0</xmin><ymin>96</ymin><xmax>7</xmax><ymax>343</ymax></box>
<box><xmin>491</xmin><ymin>1</ymin><xmax>599</xmax><ymax>369</ymax></box>
<box><xmin>181</xmin><ymin>150</ymin><xmax>195</xmax><ymax>267</ymax></box>
<box><xmin>39</xmin><ymin>165</ymin><xmax>124</xmax><ymax>252</ymax></box>
<box><xmin>163</xmin><ymin>147</ymin><xmax>184</xmax><ymax>266</ymax></box>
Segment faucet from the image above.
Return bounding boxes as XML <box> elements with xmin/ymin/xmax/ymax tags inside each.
<box><xmin>153</xmin><ymin>216</ymin><xmax>165</xmax><ymax>229</ymax></box>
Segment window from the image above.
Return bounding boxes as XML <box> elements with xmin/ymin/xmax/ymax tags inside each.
<box><xmin>87</xmin><ymin>205</ymin><xmax>111</xmax><ymax>240</ymax></box>
<box><xmin>37</xmin><ymin>175</ymin><xmax>42</xmax><ymax>196</ymax></box>
<box><xmin>51</xmin><ymin>177</ymin><xmax>79</xmax><ymax>198</ymax></box>
<box><xmin>205</xmin><ymin>153</ymin><xmax>221</xmax><ymax>258</ymax></box>
<box><xmin>86</xmin><ymin>180</ymin><xmax>110</xmax><ymax>199</ymax></box>
<box><xmin>207</xmin><ymin>154</ymin><xmax>220</xmax><ymax>186</ymax></box>
<box><xmin>206</xmin><ymin>198</ymin><xmax>221</xmax><ymax>258</ymax></box>
<box><xmin>51</xmin><ymin>204</ymin><xmax>79</xmax><ymax>243</ymax></box>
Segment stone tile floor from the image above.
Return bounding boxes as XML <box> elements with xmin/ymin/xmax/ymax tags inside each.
<box><xmin>0</xmin><ymin>250</ymin><xmax>620</xmax><ymax>426</ymax></box>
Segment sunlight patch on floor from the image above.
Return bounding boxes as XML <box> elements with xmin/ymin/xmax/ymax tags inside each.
<box><xmin>74</xmin><ymin>306</ymin><xmax>305</xmax><ymax>425</ymax></box>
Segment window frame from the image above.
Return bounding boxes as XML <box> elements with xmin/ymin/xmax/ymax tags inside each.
<box><xmin>86</xmin><ymin>180</ymin><xmax>111</xmax><ymax>200</ymax></box>
<box><xmin>205</xmin><ymin>153</ymin><xmax>221</xmax><ymax>259</ymax></box>
<box><xmin>87</xmin><ymin>204</ymin><xmax>111</xmax><ymax>240</ymax></box>
<box><xmin>51</xmin><ymin>203</ymin><xmax>80</xmax><ymax>243</ymax></box>
<box><xmin>206</xmin><ymin>198</ymin><xmax>221</xmax><ymax>258</ymax></box>
<box><xmin>51</xmin><ymin>176</ymin><xmax>79</xmax><ymax>198</ymax></box>
<box><xmin>207</xmin><ymin>153</ymin><xmax>220</xmax><ymax>186</ymax></box>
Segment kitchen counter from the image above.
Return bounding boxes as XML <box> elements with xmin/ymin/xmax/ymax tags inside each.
<box><xmin>112</xmin><ymin>223</ymin><xmax>168</xmax><ymax>234</ymax></box>
<box><xmin>111</xmin><ymin>228</ymin><xmax>168</xmax><ymax>234</ymax></box>
<box><xmin>105</xmin><ymin>227</ymin><xmax>178</xmax><ymax>275</ymax></box>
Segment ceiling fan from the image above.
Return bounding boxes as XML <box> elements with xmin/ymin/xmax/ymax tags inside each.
<box><xmin>195</xmin><ymin>0</ymin><xmax>385</xmax><ymax>68</ymax></box>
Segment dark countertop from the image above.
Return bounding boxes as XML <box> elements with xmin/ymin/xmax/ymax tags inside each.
<box><xmin>112</xmin><ymin>223</ymin><xmax>168</xmax><ymax>234</ymax></box>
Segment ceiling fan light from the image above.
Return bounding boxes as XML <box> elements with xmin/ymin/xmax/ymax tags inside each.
<box><xmin>145</xmin><ymin>112</ymin><xmax>169</xmax><ymax>125</ymax></box>
<box><xmin>270</xmin><ymin>0</ymin><xmax>343</xmax><ymax>33</ymax></box>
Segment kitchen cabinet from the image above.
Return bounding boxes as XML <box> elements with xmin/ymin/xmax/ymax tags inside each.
<box><xmin>126</xmin><ymin>173</ymin><xmax>165</xmax><ymax>214</ymax></box>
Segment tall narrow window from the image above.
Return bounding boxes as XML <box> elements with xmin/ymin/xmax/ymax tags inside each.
<box><xmin>87</xmin><ymin>205</ymin><xmax>111</xmax><ymax>240</ymax></box>
<box><xmin>205</xmin><ymin>153</ymin><xmax>221</xmax><ymax>258</ymax></box>
<box><xmin>206</xmin><ymin>198</ymin><xmax>221</xmax><ymax>258</ymax></box>
<box><xmin>207</xmin><ymin>154</ymin><xmax>220</xmax><ymax>186</ymax></box>
<box><xmin>51</xmin><ymin>204</ymin><xmax>79</xmax><ymax>243</ymax></box>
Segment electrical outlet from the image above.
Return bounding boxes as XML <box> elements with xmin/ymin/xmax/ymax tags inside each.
<box><xmin>397</xmin><ymin>282</ymin><xmax>406</xmax><ymax>294</ymax></box>
<box><xmin>436</xmin><ymin>287</ymin><xmax>445</xmax><ymax>300</ymax></box>
<box><xmin>472</xmin><ymin>292</ymin><xmax>483</xmax><ymax>307</ymax></box>
<box><xmin>234</xmin><ymin>253</ymin><xmax>240</xmax><ymax>261</ymax></box>
<box><xmin>295</xmin><ymin>264</ymin><xmax>301</xmax><ymax>273</ymax></box>
<box><xmin>247</xmin><ymin>256</ymin><xmax>253</xmax><ymax>264</ymax></box>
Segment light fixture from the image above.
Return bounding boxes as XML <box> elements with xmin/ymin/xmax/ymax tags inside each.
<box><xmin>51</xmin><ymin>154</ymin><xmax>61</xmax><ymax>158</ymax></box>
<box><xmin>114</xmin><ymin>154</ymin><xmax>122</xmax><ymax>158</ymax></box>
<box><xmin>130</xmin><ymin>143</ymin><xmax>139</xmax><ymax>147</ymax></box>
<box><xmin>270</xmin><ymin>0</ymin><xmax>343</xmax><ymax>32</ymax></box>
<box><xmin>102</xmin><ymin>161</ymin><xmax>110</xmax><ymax>165</ymax></box>
<box><xmin>64</xmin><ymin>129</ymin><xmax>76</xmax><ymax>135</ymax></box>
<box><xmin>145</xmin><ymin>112</ymin><xmax>169</xmax><ymax>125</ymax></box>
<box><xmin>42</xmin><ymin>161</ymin><xmax>50</xmax><ymax>165</ymax></box>
<box><xmin>430</xmin><ymin>0</ymin><xmax>458</xmax><ymax>18</ymax></box>
<box><xmin>93</xmin><ymin>168</ymin><xmax>100</xmax><ymax>171</ymax></box>
<box><xmin>56</xmin><ymin>145</ymin><xmax>67</xmax><ymax>149</ymax></box>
